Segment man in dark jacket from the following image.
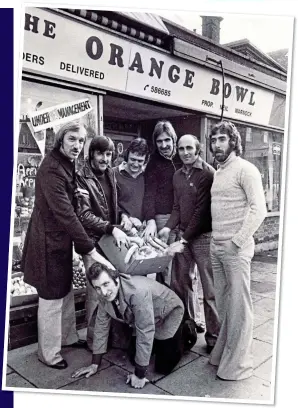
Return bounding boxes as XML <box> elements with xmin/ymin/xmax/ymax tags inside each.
<box><xmin>159</xmin><ymin>134</ymin><xmax>220</xmax><ymax>353</ymax></box>
<box><xmin>75</xmin><ymin>136</ymin><xmax>130</xmax><ymax>349</ymax></box>
<box><xmin>21</xmin><ymin>121</ymin><xmax>112</xmax><ymax>370</ymax></box>
<box><xmin>72</xmin><ymin>262</ymin><xmax>196</xmax><ymax>389</ymax></box>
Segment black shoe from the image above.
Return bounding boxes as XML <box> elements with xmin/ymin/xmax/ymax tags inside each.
<box><xmin>40</xmin><ymin>359</ymin><xmax>68</xmax><ymax>370</ymax></box>
<box><xmin>195</xmin><ymin>322</ymin><xmax>206</xmax><ymax>333</ymax></box>
<box><xmin>62</xmin><ymin>339</ymin><xmax>87</xmax><ymax>349</ymax></box>
<box><xmin>206</xmin><ymin>345</ymin><xmax>214</xmax><ymax>354</ymax></box>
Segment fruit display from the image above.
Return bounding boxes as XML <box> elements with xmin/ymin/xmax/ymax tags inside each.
<box><xmin>72</xmin><ymin>251</ymin><xmax>86</xmax><ymax>290</ymax></box>
<box><xmin>10</xmin><ymin>273</ymin><xmax>37</xmax><ymax>296</ymax></box>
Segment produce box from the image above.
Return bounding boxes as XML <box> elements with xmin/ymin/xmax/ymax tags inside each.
<box><xmin>10</xmin><ymin>272</ymin><xmax>38</xmax><ymax>307</ymax></box>
<box><xmin>98</xmin><ymin>235</ymin><xmax>172</xmax><ymax>276</ymax></box>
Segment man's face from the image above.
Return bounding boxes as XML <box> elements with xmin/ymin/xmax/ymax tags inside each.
<box><xmin>156</xmin><ymin>132</ymin><xmax>174</xmax><ymax>158</ymax></box>
<box><xmin>92</xmin><ymin>271</ymin><xmax>119</xmax><ymax>302</ymax></box>
<box><xmin>61</xmin><ymin>130</ymin><xmax>85</xmax><ymax>161</ymax></box>
<box><xmin>91</xmin><ymin>150</ymin><xmax>113</xmax><ymax>172</ymax></box>
<box><xmin>126</xmin><ymin>151</ymin><xmax>146</xmax><ymax>174</ymax></box>
<box><xmin>178</xmin><ymin>135</ymin><xmax>198</xmax><ymax>165</ymax></box>
<box><xmin>210</xmin><ymin>132</ymin><xmax>233</xmax><ymax>163</ymax></box>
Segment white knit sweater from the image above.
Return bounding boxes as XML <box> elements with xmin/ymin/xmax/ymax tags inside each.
<box><xmin>211</xmin><ymin>152</ymin><xmax>267</xmax><ymax>248</ymax></box>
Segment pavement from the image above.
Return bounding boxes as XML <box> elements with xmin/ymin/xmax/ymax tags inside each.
<box><xmin>4</xmin><ymin>256</ymin><xmax>278</xmax><ymax>402</ymax></box>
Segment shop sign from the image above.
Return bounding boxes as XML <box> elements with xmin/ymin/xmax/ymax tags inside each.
<box><xmin>23</xmin><ymin>8</ymin><xmax>275</xmax><ymax>127</ymax></box>
<box><xmin>28</xmin><ymin>98</ymin><xmax>93</xmax><ymax>132</ymax></box>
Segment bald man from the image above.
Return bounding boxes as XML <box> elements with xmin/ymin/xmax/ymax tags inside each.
<box><xmin>159</xmin><ymin>135</ymin><xmax>219</xmax><ymax>352</ymax></box>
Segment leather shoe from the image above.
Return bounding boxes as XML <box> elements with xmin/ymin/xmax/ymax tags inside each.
<box><xmin>195</xmin><ymin>322</ymin><xmax>206</xmax><ymax>333</ymax></box>
<box><xmin>62</xmin><ymin>339</ymin><xmax>87</xmax><ymax>349</ymax></box>
<box><xmin>48</xmin><ymin>359</ymin><xmax>68</xmax><ymax>370</ymax></box>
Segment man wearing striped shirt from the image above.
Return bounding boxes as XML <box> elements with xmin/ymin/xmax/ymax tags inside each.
<box><xmin>209</xmin><ymin>121</ymin><xmax>267</xmax><ymax>380</ymax></box>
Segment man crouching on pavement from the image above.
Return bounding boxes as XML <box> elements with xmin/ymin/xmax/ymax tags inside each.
<box><xmin>72</xmin><ymin>262</ymin><xmax>196</xmax><ymax>389</ymax></box>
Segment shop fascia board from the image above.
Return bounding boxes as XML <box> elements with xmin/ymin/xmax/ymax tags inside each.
<box><xmin>173</xmin><ymin>38</ymin><xmax>287</xmax><ymax>95</ymax></box>
<box><xmin>22</xmin><ymin>72</ymin><xmax>107</xmax><ymax>96</ymax></box>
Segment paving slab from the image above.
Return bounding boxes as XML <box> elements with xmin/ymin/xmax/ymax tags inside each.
<box><xmin>252</xmin><ymin>261</ymin><xmax>277</xmax><ymax>275</ymax></box>
<box><xmin>251</xmin><ymin>270</ymin><xmax>277</xmax><ymax>285</ymax></box>
<box><xmin>191</xmin><ymin>334</ymin><xmax>210</xmax><ymax>358</ymax></box>
<box><xmin>5</xmin><ymin>372</ymin><xmax>36</xmax><ymax>389</ymax></box>
<box><xmin>254</xmin><ymin>358</ymin><xmax>273</xmax><ymax>382</ymax></box>
<box><xmin>6</xmin><ymin>366</ymin><xmax>13</xmax><ymax>375</ymax></box>
<box><xmin>251</xmin><ymin>293</ymin><xmax>264</xmax><ymax>303</ymax></box>
<box><xmin>251</xmin><ymin>280</ymin><xmax>276</xmax><ymax>297</ymax></box>
<box><xmin>155</xmin><ymin>356</ymin><xmax>271</xmax><ymax>401</ymax></box>
<box><xmin>252</xmin><ymin>339</ymin><xmax>273</xmax><ymax>369</ymax></box>
<box><xmin>253</xmin><ymin>314</ymin><xmax>271</xmax><ymax>329</ymax></box>
<box><xmin>7</xmin><ymin>342</ymin><xmax>110</xmax><ymax>389</ymax></box>
<box><xmin>253</xmin><ymin>298</ymin><xmax>276</xmax><ymax>320</ymax></box>
<box><xmin>60</xmin><ymin>364</ymin><xmax>170</xmax><ymax>395</ymax></box>
<box><xmin>254</xmin><ymin>319</ymin><xmax>275</xmax><ymax>344</ymax></box>
<box><xmin>103</xmin><ymin>347</ymin><xmax>200</xmax><ymax>382</ymax></box>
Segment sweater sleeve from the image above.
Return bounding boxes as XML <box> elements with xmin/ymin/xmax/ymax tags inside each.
<box><xmin>165</xmin><ymin>174</ymin><xmax>180</xmax><ymax>230</ymax></box>
<box><xmin>182</xmin><ymin>172</ymin><xmax>213</xmax><ymax>241</ymax></box>
<box><xmin>232</xmin><ymin>164</ymin><xmax>267</xmax><ymax>248</ymax></box>
<box><xmin>143</xmin><ymin>160</ymin><xmax>157</xmax><ymax>221</ymax></box>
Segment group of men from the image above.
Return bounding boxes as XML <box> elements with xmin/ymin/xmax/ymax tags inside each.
<box><xmin>21</xmin><ymin>118</ymin><xmax>266</xmax><ymax>389</ymax></box>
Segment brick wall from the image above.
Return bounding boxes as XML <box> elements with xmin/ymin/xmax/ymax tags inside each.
<box><xmin>254</xmin><ymin>213</ymin><xmax>280</xmax><ymax>252</ymax></box>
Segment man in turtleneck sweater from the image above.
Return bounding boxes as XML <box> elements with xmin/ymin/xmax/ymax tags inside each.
<box><xmin>76</xmin><ymin>136</ymin><xmax>130</xmax><ymax>349</ymax></box>
<box><xmin>208</xmin><ymin>121</ymin><xmax>266</xmax><ymax>381</ymax></box>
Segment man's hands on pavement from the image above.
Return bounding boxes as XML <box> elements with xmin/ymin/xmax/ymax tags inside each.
<box><xmin>143</xmin><ymin>219</ymin><xmax>157</xmax><ymax>242</ymax></box>
<box><xmin>112</xmin><ymin>227</ymin><xmax>130</xmax><ymax>248</ymax></box>
<box><xmin>72</xmin><ymin>364</ymin><xmax>98</xmax><ymax>379</ymax></box>
<box><xmin>158</xmin><ymin>227</ymin><xmax>171</xmax><ymax>243</ymax></box>
<box><xmin>126</xmin><ymin>373</ymin><xmax>149</xmax><ymax>389</ymax></box>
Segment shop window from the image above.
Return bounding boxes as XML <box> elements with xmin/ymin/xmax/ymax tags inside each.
<box><xmin>14</xmin><ymin>80</ymin><xmax>98</xmax><ymax>241</ymax></box>
<box><xmin>206</xmin><ymin>118</ymin><xmax>283</xmax><ymax>212</ymax></box>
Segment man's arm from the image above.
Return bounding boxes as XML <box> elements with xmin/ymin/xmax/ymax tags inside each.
<box><xmin>232</xmin><ymin>164</ymin><xmax>267</xmax><ymax>248</ymax></box>
<box><xmin>92</xmin><ymin>299</ymin><xmax>112</xmax><ymax>364</ymax></box>
<box><xmin>143</xmin><ymin>160</ymin><xmax>158</xmax><ymax>222</ymax></box>
<box><xmin>75</xmin><ymin>175</ymin><xmax>114</xmax><ymax>236</ymax></box>
<box><xmin>41</xmin><ymin>167</ymin><xmax>94</xmax><ymax>254</ymax></box>
<box><xmin>182</xmin><ymin>172</ymin><xmax>213</xmax><ymax>241</ymax></box>
<box><xmin>165</xmin><ymin>174</ymin><xmax>180</xmax><ymax>230</ymax></box>
<box><xmin>130</xmin><ymin>289</ymin><xmax>155</xmax><ymax>379</ymax></box>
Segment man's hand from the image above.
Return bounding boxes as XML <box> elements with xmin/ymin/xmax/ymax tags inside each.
<box><xmin>126</xmin><ymin>373</ymin><xmax>149</xmax><ymax>389</ymax></box>
<box><xmin>72</xmin><ymin>364</ymin><xmax>98</xmax><ymax>379</ymax></box>
<box><xmin>86</xmin><ymin>250</ymin><xmax>116</xmax><ymax>271</ymax></box>
<box><xmin>112</xmin><ymin>227</ymin><xmax>130</xmax><ymax>248</ymax></box>
<box><xmin>143</xmin><ymin>219</ymin><xmax>157</xmax><ymax>242</ymax></box>
<box><xmin>225</xmin><ymin>240</ymin><xmax>240</xmax><ymax>255</ymax></box>
<box><xmin>120</xmin><ymin>214</ymin><xmax>133</xmax><ymax>232</ymax></box>
<box><xmin>158</xmin><ymin>227</ymin><xmax>171</xmax><ymax>244</ymax></box>
<box><xmin>130</xmin><ymin>217</ymin><xmax>143</xmax><ymax>229</ymax></box>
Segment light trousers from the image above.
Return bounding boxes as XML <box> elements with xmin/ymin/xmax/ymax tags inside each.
<box><xmin>209</xmin><ymin>238</ymin><xmax>255</xmax><ymax>380</ymax></box>
<box><xmin>38</xmin><ymin>288</ymin><xmax>79</xmax><ymax>365</ymax></box>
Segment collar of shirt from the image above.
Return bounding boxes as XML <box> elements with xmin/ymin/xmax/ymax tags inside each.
<box><xmin>119</xmin><ymin>161</ymin><xmax>144</xmax><ymax>178</ymax></box>
<box><xmin>181</xmin><ymin>156</ymin><xmax>204</xmax><ymax>175</ymax></box>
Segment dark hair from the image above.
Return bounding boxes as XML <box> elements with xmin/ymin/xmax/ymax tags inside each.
<box><xmin>87</xmin><ymin>262</ymin><xmax>119</xmax><ymax>287</ymax></box>
<box><xmin>178</xmin><ymin>134</ymin><xmax>201</xmax><ymax>155</ymax></box>
<box><xmin>152</xmin><ymin>120</ymin><xmax>177</xmax><ymax>147</ymax></box>
<box><xmin>209</xmin><ymin>121</ymin><xmax>242</xmax><ymax>156</ymax></box>
<box><xmin>54</xmin><ymin>121</ymin><xmax>87</xmax><ymax>149</ymax></box>
<box><xmin>89</xmin><ymin>135</ymin><xmax>115</xmax><ymax>160</ymax></box>
<box><xmin>124</xmin><ymin>138</ymin><xmax>150</xmax><ymax>163</ymax></box>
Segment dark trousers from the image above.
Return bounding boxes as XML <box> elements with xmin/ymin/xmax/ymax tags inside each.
<box><xmin>128</xmin><ymin>319</ymin><xmax>195</xmax><ymax>376</ymax></box>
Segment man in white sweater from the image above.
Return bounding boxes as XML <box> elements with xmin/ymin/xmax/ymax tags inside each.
<box><xmin>209</xmin><ymin>121</ymin><xmax>267</xmax><ymax>380</ymax></box>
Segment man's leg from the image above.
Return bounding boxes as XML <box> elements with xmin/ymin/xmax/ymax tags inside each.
<box><xmin>171</xmin><ymin>245</ymin><xmax>201</xmax><ymax>325</ymax></box>
<box><xmin>38</xmin><ymin>296</ymin><xmax>64</xmax><ymax>366</ymax></box>
<box><xmin>61</xmin><ymin>288</ymin><xmax>79</xmax><ymax>346</ymax></box>
<box><xmin>83</xmin><ymin>254</ymin><xmax>100</xmax><ymax>350</ymax></box>
<box><xmin>216</xmin><ymin>239</ymin><xmax>254</xmax><ymax>380</ymax></box>
<box><xmin>191</xmin><ymin>233</ymin><xmax>220</xmax><ymax>347</ymax></box>
<box><xmin>209</xmin><ymin>240</ymin><xmax>228</xmax><ymax>367</ymax></box>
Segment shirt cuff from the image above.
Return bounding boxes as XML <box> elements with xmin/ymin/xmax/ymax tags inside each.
<box><xmin>134</xmin><ymin>363</ymin><xmax>148</xmax><ymax>379</ymax></box>
<box><xmin>92</xmin><ymin>353</ymin><xmax>104</xmax><ymax>365</ymax></box>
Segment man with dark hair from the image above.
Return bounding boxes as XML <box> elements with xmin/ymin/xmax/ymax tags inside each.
<box><xmin>75</xmin><ymin>135</ymin><xmax>130</xmax><ymax>349</ymax></box>
<box><xmin>159</xmin><ymin>134</ymin><xmax>219</xmax><ymax>353</ymax></box>
<box><xmin>72</xmin><ymin>262</ymin><xmax>196</xmax><ymax>389</ymax></box>
<box><xmin>21</xmin><ymin>121</ymin><xmax>113</xmax><ymax>370</ymax></box>
<box><xmin>113</xmin><ymin>138</ymin><xmax>150</xmax><ymax>230</ymax></box>
<box><xmin>209</xmin><ymin>121</ymin><xmax>267</xmax><ymax>380</ymax></box>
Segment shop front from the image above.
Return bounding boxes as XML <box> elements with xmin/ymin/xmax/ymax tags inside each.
<box><xmin>10</xmin><ymin>7</ymin><xmax>286</xmax><ymax>349</ymax></box>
